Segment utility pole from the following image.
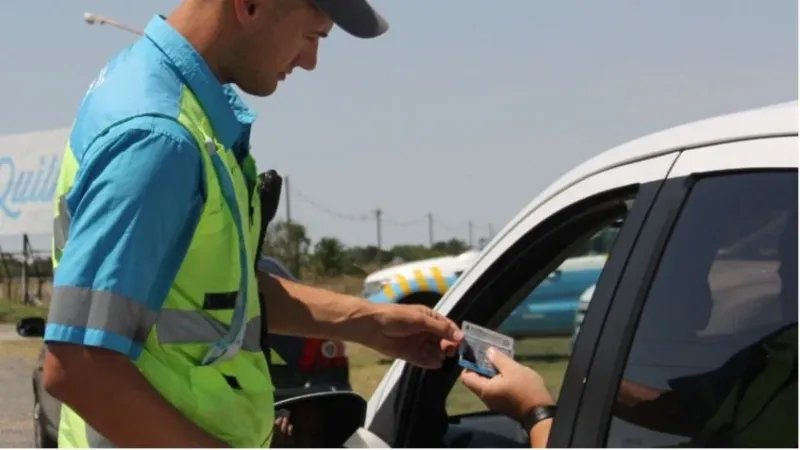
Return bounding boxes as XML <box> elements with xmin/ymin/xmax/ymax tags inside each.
<box><xmin>488</xmin><ymin>224</ymin><xmax>495</xmax><ymax>239</ymax></box>
<box><xmin>375</xmin><ymin>209</ymin><xmax>383</xmax><ymax>268</ymax></box>
<box><xmin>468</xmin><ymin>220</ymin><xmax>474</xmax><ymax>248</ymax></box>
<box><xmin>427</xmin><ymin>212</ymin><xmax>434</xmax><ymax>247</ymax></box>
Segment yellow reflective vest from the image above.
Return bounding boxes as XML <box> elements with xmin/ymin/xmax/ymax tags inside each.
<box><xmin>53</xmin><ymin>84</ymin><xmax>275</xmax><ymax>448</ymax></box>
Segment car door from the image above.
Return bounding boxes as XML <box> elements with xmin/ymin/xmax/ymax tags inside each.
<box><xmin>559</xmin><ymin>136</ymin><xmax>798</xmax><ymax>447</ymax></box>
<box><xmin>362</xmin><ymin>153</ymin><xmax>679</xmax><ymax>448</ymax></box>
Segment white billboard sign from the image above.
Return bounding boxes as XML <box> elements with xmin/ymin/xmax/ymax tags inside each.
<box><xmin>0</xmin><ymin>127</ymin><xmax>69</xmax><ymax>237</ymax></box>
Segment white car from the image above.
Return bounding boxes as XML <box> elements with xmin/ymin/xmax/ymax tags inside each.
<box><xmin>281</xmin><ymin>101</ymin><xmax>799</xmax><ymax>448</ymax></box>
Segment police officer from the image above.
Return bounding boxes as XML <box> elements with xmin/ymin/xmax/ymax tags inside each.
<box><xmin>42</xmin><ymin>0</ymin><xmax>463</xmax><ymax>447</ymax></box>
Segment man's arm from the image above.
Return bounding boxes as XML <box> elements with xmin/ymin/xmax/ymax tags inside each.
<box><xmin>257</xmin><ymin>272</ymin><xmax>380</xmax><ymax>343</ymax></box>
<box><xmin>43</xmin><ymin>119</ymin><xmax>227</xmax><ymax>448</ymax></box>
<box><xmin>258</xmin><ymin>272</ymin><xmax>463</xmax><ymax>369</ymax></box>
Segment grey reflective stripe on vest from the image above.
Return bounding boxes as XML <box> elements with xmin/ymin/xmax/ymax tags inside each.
<box><xmin>48</xmin><ymin>287</ymin><xmax>261</xmax><ymax>351</ymax></box>
<box><xmin>86</xmin><ymin>425</ymin><xmax>114</xmax><ymax>448</ymax></box>
<box><xmin>53</xmin><ymin>194</ymin><xmax>70</xmax><ymax>251</ymax></box>
<box><xmin>157</xmin><ymin>309</ymin><xmax>262</xmax><ymax>351</ymax></box>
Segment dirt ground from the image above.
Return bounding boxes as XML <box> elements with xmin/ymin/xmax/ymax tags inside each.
<box><xmin>0</xmin><ymin>332</ymin><xmax>37</xmax><ymax>448</ymax></box>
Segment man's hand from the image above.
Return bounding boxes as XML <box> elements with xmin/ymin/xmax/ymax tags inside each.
<box><xmin>459</xmin><ymin>347</ymin><xmax>555</xmax><ymax>422</ymax></box>
<box><xmin>359</xmin><ymin>303</ymin><xmax>464</xmax><ymax>369</ymax></box>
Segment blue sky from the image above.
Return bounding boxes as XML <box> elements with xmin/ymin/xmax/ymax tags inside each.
<box><xmin>0</xmin><ymin>0</ymin><xmax>797</xmax><ymax>252</ymax></box>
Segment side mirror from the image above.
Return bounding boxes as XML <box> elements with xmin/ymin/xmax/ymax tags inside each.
<box><xmin>16</xmin><ymin>316</ymin><xmax>46</xmax><ymax>338</ymax></box>
<box><xmin>271</xmin><ymin>391</ymin><xmax>367</xmax><ymax>448</ymax></box>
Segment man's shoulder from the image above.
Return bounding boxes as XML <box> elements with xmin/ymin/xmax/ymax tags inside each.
<box><xmin>69</xmin><ymin>41</ymin><xmax>193</xmax><ymax>161</ymax></box>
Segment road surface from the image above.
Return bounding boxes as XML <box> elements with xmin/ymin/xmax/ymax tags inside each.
<box><xmin>0</xmin><ymin>324</ymin><xmax>22</xmax><ymax>342</ymax></box>
<box><xmin>0</xmin><ymin>323</ymin><xmax>36</xmax><ymax>447</ymax></box>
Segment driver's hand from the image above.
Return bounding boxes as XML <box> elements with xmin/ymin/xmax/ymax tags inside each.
<box><xmin>459</xmin><ymin>347</ymin><xmax>555</xmax><ymax>422</ymax></box>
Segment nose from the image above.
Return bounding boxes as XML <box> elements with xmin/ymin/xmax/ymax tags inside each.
<box><xmin>295</xmin><ymin>40</ymin><xmax>319</xmax><ymax>72</ymax></box>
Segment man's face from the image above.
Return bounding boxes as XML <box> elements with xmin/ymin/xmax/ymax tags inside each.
<box><xmin>231</xmin><ymin>0</ymin><xmax>333</xmax><ymax>96</ymax></box>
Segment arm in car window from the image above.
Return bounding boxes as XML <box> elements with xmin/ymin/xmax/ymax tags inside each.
<box><xmin>459</xmin><ymin>348</ymin><xmax>555</xmax><ymax>448</ymax></box>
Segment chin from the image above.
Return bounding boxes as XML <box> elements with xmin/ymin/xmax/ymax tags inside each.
<box><xmin>236</xmin><ymin>78</ymin><xmax>278</xmax><ymax>97</ymax></box>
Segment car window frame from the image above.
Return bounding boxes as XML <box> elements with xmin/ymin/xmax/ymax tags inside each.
<box><xmin>373</xmin><ymin>155</ymin><xmax>680</xmax><ymax>447</ymax></box>
<box><xmin>363</xmin><ymin>154</ymin><xmax>680</xmax><ymax>441</ymax></box>
<box><xmin>567</xmin><ymin>135</ymin><xmax>798</xmax><ymax>447</ymax></box>
<box><xmin>396</xmin><ymin>188</ymin><xmax>644</xmax><ymax>448</ymax></box>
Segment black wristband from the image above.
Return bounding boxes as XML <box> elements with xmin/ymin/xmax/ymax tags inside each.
<box><xmin>520</xmin><ymin>405</ymin><xmax>557</xmax><ymax>434</ymax></box>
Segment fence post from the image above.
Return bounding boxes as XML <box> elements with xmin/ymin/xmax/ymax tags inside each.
<box><xmin>22</xmin><ymin>234</ymin><xmax>29</xmax><ymax>304</ymax></box>
<box><xmin>0</xmin><ymin>245</ymin><xmax>7</xmax><ymax>300</ymax></box>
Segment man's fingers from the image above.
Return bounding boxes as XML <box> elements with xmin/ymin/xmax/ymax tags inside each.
<box><xmin>423</xmin><ymin>341</ymin><xmax>446</xmax><ymax>359</ymax></box>
<box><xmin>413</xmin><ymin>350</ymin><xmax>444</xmax><ymax>370</ymax></box>
<box><xmin>486</xmin><ymin>347</ymin><xmax>515</xmax><ymax>373</ymax></box>
<box><xmin>414</xmin><ymin>306</ymin><xmax>464</xmax><ymax>343</ymax></box>
<box><xmin>441</xmin><ymin>339</ymin><xmax>459</xmax><ymax>357</ymax></box>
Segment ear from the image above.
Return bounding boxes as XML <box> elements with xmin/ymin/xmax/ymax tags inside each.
<box><xmin>232</xmin><ymin>0</ymin><xmax>269</xmax><ymax>24</ymax></box>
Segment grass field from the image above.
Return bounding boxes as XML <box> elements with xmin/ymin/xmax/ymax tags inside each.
<box><xmin>0</xmin><ymin>302</ymin><xmax>48</xmax><ymax>324</ymax></box>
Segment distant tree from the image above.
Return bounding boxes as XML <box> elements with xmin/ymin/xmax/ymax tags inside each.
<box><xmin>345</xmin><ymin>245</ymin><xmax>395</xmax><ymax>267</ymax></box>
<box><xmin>431</xmin><ymin>238</ymin><xmax>470</xmax><ymax>255</ymax></box>
<box><xmin>261</xmin><ymin>219</ymin><xmax>311</xmax><ymax>274</ymax></box>
<box><xmin>390</xmin><ymin>244</ymin><xmax>444</xmax><ymax>262</ymax></box>
<box><xmin>312</xmin><ymin>237</ymin><xmax>347</xmax><ymax>276</ymax></box>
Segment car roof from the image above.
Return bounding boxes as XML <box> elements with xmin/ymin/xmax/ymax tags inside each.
<box><xmin>511</xmin><ymin>101</ymin><xmax>798</xmax><ymax>231</ymax></box>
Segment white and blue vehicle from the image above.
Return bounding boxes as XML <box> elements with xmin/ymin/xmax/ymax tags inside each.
<box><xmin>363</xmin><ymin>229</ymin><xmax>616</xmax><ymax>337</ymax></box>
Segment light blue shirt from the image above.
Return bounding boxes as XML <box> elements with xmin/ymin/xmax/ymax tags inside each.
<box><xmin>44</xmin><ymin>15</ymin><xmax>257</xmax><ymax>360</ymax></box>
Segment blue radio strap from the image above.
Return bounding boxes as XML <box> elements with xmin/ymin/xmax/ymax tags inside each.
<box><xmin>201</xmin><ymin>138</ymin><xmax>250</xmax><ymax>365</ymax></box>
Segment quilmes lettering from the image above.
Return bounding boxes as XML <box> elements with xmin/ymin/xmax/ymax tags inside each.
<box><xmin>0</xmin><ymin>155</ymin><xmax>60</xmax><ymax>219</ymax></box>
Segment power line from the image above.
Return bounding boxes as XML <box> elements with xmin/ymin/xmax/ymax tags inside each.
<box><xmin>293</xmin><ymin>189</ymin><xmax>372</xmax><ymax>222</ymax></box>
<box><xmin>289</xmin><ymin>184</ymin><xmax>493</xmax><ymax>246</ymax></box>
<box><xmin>382</xmin><ymin>214</ymin><xmax>427</xmax><ymax>227</ymax></box>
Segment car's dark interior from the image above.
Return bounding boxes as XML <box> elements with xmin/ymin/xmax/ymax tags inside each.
<box><xmin>270</xmin><ymin>391</ymin><xmax>367</xmax><ymax>448</ymax></box>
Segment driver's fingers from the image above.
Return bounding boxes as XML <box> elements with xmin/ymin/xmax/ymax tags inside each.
<box><xmin>486</xmin><ymin>347</ymin><xmax>517</xmax><ymax>373</ymax></box>
<box><xmin>459</xmin><ymin>369</ymin><xmax>489</xmax><ymax>394</ymax></box>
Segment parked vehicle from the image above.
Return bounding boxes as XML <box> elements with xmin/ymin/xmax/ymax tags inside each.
<box><xmin>16</xmin><ymin>256</ymin><xmax>350</xmax><ymax>448</ymax></box>
<box><xmin>571</xmin><ymin>283</ymin><xmax>595</xmax><ymax>347</ymax></box>
<box><xmin>363</xmin><ymin>232</ymin><xmax>615</xmax><ymax>338</ymax></box>
<box><xmin>277</xmin><ymin>101</ymin><xmax>799</xmax><ymax>448</ymax></box>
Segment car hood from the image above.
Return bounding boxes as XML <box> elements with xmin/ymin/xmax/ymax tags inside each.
<box><xmin>363</xmin><ymin>251</ymin><xmax>480</xmax><ymax>284</ymax></box>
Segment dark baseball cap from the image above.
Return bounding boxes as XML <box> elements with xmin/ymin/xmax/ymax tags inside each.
<box><xmin>311</xmin><ymin>0</ymin><xmax>389</xmax><ymax>39</ymax></box>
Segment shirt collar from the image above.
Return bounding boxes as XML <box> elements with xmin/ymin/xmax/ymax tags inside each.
<box><xmin>143</xmin><ymin>15</ymin><xmax>256</xmax><ymax>149</ymax></box>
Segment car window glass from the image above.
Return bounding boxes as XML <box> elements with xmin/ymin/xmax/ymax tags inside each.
<box><xmin>606</xmin><ymin>171</ymin><xmax>797</xmax><ymax>448</ymax></box>
<box><xmin>445</xmin><ymin>221</ymin><xmax>624</xmax><ymax>417</ymax></box>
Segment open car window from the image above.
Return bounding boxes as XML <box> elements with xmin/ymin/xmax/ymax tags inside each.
<box><xmin>388</xmin><ymin>179</ymin><xmax>665</xmax><ymax>448</ymax></box>
<box><xmin>445</xmin><ymin>224</ymin><xmax>621</xmax><ymax>417</ymax></box>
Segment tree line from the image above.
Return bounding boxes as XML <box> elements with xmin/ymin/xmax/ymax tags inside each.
<box><xmin>0</xmin><ymin>218</ymin><xmax>472</xmax><ymax>281</ymax></box>
<box><xmin>262</xmin><ymin>219</ymin><xmax>472</xmax><ymax>278</ymax></box>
